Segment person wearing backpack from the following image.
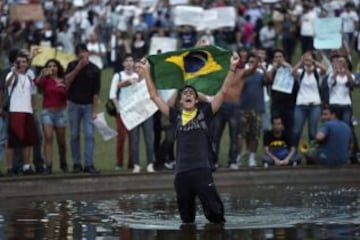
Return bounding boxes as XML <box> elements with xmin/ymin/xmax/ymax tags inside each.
<box><xmin>139</xmin><ymin>52</ymin><xmax>240</xmax><ymax>224</ymax></box>
<box><xmin>292</xmin><ymin>51</ymin><xmax>327</xmax><ymax>149</ymax></box>
<box><xmin>4</xmin><ymin>51</ymin><xmax>39</xmax><ymax>175</ymax></box>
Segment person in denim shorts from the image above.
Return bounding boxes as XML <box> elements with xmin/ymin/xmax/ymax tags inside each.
<box><xmin>35</xmin><ymin>59</ymin><xmax>68</xmax><ymax>174</ymax></box>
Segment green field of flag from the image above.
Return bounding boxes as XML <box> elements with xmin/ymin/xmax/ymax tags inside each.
<box><xmin>147</xmin><ymin>45</ymin><xmax>232</xmax><ymax>95</ymax></box>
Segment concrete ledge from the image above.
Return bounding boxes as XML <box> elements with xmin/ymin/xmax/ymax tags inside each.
<box><xmin>0</xmin><ymin>165</ymin><xmax>359</xmax><ymax>198</ymax></box>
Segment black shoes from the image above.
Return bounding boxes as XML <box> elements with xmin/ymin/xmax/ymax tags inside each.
<box><xmin>73</xmin><ymin>164</ymin><xmax>83</xmax><ymax>173</ymax></box>
<box><xmin>73</xmin><ymin>164</ymin><xmax>100</xmax><ymax>174</ymax></box>
<box><xmin>83</xmin><ymin>165</ymin><xmax>100</xmax><ymax>174</ymax></box>
<box><xmin>60</xmin><ymin>163</ymin><xmax>69</xmax><ymax>173</ymax></box>
<box><xmin>44</xmin><ymin>166</ymin><xmax>52</xmax><ymax>174</ymax></box>
<box><xmin>23</xmin><ymin>167</ymin><xmax>35</xmax><ymax>175</ymax></box>
<box><xmin>6</xmin><ymin>168</ymin><xmax>15</xmax><ymax>177</ymax></box>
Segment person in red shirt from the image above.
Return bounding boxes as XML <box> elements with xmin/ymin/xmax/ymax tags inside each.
<box><xmin>34</xmin><ymin>59</ymin><xmax>68</xmax><ymax>174</ymax></box>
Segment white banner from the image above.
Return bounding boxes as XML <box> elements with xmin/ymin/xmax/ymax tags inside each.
<box><xmin>261</xmin><ymin>0</ymin><xmax>279</xmax><ymax>3</ymax></box>
<box><xmin>271</xmin><ymin>67</ymin><xmax>295</xmax><ymax>94</ymax></box>
<box><xmin>149</xmin><ymin>36</ymin><xmax>178</xmax><ymax>55</ymax></box>
<box><xmin>170</xmin><ymin>0</ymin><xmax>189</xmax><ymax>5</ymax></box>
<box><xmin>314</xmin><ymin>17</ymin><xmax>342</xmax><ymax>49</ymax></box>
<box><xmin>119</xmin><ymin>81</ymin><xmax>158</xmax><ymax>130</ymax></box>
<box><xmin>209</xmin><ymin>7</ymin><xmax>236</xmax><ymax>30</ymax></box>
<box><xmin>174</xmin><ymin>6</ymin><xmax>204</xmax><ymax>28</ymax></box>
<box><xmin>93</xmin><ymin>112</ymin><xmax>118</xmax><ymax>141</ymax></box>
<box><xmin>174</xmin><ymin>6</ymin><xmax>236</xmax><ymax>31</ymax></box>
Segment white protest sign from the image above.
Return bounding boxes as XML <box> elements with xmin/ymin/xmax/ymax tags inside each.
<box><xmin>314</xmin><ymin>17</ymin><xmax>342</xmax><ymax>49</ymax></box>
<box><xmin>174</xmin><ymin>6</ymin><xmax>236</xmax><ymax>31</ymax></box>
<box><xmin>261</xmin><ymin>0</ymin><xmax>279</xmax><ymax>3</ymax></box>
<box><xmin>139</xmin><ymin>0</ymin><xmax>156</xmax><ymax>7</ymax></box>
<box><xmin>119</xmin><ymin>81</ymin><xmax>158</xmax><ymax>130</ymax></box>
<box><xmin>149</xmin><ymin>36</ymin><xmax>178</xmax><ymax>55</ymax></box>
<box><xmin>93</xmin><ymin>112</ymin><xmax>118</xmax><ymax>141</ymax></box>
<box><xmin>210</xmin><ymin>7</ymin><xmax>236</xmax><ymax>30</ymax></box>
<box><xmin>174</xmin><ymin>6</ymin><xmax>203</xmax><ymax>28</ymax></box>
<box><xmin>170</xmin><ymin>0</ymin><xmax>189</xmax><ymax>5</ymax></box>
<box><xmin>271</xmin><ymin>66</ymin><xmax>295</xmax><ymax>94</ymax></box>
<box><xmin>198</xmin><ymin>9</ymin><xmax>218</xmax><ymax>31</ymax></box>
<box><xmin>73</xmin><ymin>0</ymin><xmax>85</xmax><ymax>7</ymax></box>
<box><xmin>115</xmin><ymin>5</ymin><xmax>137</xmax><ymax>18</ymax></box>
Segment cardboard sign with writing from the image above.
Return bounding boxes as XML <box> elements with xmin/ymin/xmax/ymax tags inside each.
<box><xmin>9</xmin><ymin>4</ymin><xmax>45</xmax><ymax>21</ymax></box>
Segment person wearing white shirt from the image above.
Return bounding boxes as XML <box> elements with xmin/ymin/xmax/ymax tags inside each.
<box><xmin>4</xmin><ymin>52</ymin><xmax>38</xmax><ymax>175</ymax></box>
<box><xmin>340</xmin><ymin>2</ymin><xmax>359</xmax><ymax>49</ymax></box>
<box><xmin>327</xmin><ymin>55</ymin><xmax>355</xmax><ymax>126</ymax></box>
<box><xmin>291</xmin><ymin>52</ymin><xmax>327</xmax><ymax>149</ymax></box>
<box><xmin>109</xmin><ymin>54</ymin><xmax>137</xmax><ymax>171</ymax></box>
<box><xmin>86</xmin><ymin>32</ymin><xmax>107</xmax><ymax>69</ymax></box>
<box><xmin>259</xmin><ymin>21</ymin><xmax>276</xmax><ymax>53</ymax></box>
<box><xmin>299</xmin><ymin>3</ymin><xmax>317</xmax><ymax>53</ymax></box>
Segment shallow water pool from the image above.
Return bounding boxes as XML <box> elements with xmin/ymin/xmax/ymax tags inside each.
<box><xmin>0</xmin><ymin>184</ymin><xmax>359</xmax><ymax>239</ymax></box>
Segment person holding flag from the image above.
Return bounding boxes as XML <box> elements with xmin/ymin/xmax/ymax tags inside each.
<box><xmin>139</xmin><ymin>51</ymin><xmax>240</xmax><ymax>224</ymax></box>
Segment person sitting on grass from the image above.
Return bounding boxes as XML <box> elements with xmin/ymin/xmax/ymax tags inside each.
<box><xmin>305</xmin><ymin>105</ymin><xmax>353</xmax><ymax>166</ymax></box>
<box><xmin>262</xmin><ymin>116</ymin><xmax>302</xmax><ymax>167</ymax></box>
<box><xmin>139</xmin><ymin>53</ymin><xmax>240</xmax><ymax>224</ymax></box>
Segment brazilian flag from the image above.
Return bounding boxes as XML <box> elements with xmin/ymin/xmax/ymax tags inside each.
<box><xmin>147</xmin><ymin>45</ymin><xmax>232</xmax><ymax>95</ymax></box>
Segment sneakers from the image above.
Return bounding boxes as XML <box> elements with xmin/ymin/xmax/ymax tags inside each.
<box><xmin>229</xmin><ymin>163</ymin><xmax>239</xmax><ymax>170</ymax></box>
<box><xmin>146</xmin><ymin>163</ymin><xmax>155</xmax><ymax>173</ymax></box>
<box><xmin>83</xmin><ymin>165</ymin><xmax>100</xmax><ymax>174</ymax></box>
<box><xmin>44</xmin><ymin>166</ymin><xmax>52</xmax><ymax>174</ymax></box>
<box><xmin>264</xmin><ymin>162</ymin><xmax>269</xmax><ymax>168</ymax></box>
<box><xmin>292</xmin><ymin>162</ymin><xmax>297</xmax><ymax>167</ymax></box>
<box><xmin>248</xmin><ymin>158</ymin><xmax>257</xmax><ymax>167</ymax></box>
<box><xmin>235</xmin><ymin>154</ymin><xmax>242</xmax><ymax>165</ymax></box>
<box><xmin>23</xmin><ymin>167</ymin><xmax>35</xmax><ymax>175</ymax></box>
<box><xmin>164</xmin><ymin>161</ymin><xmax>175</xmax><ymax>170</ymax></box>
<box><xmin>132</xmin><ymin>164</ymin><xmax>141</xmax><ymax>173</ymax></box>
<box><xmin>73</xmin><ymin>164</ymin><xmax>83</xmax><ymax>173</ymax></box>
<box><xmin>114</xmin><ymin>165</ymin><xmax>123</xmax><ymax>171</ymax></box>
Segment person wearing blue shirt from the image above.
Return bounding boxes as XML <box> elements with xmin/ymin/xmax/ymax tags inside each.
<box><xmin>305</xmin><ymin>106</ymin><xmax>353</xmax><ymax>165</ymax></box>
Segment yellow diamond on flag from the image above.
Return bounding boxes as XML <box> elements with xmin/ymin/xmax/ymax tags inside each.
<box><xmin>165</xmin><ymin>50</ymin><xmax>223</xmax><ymax>81</ymax></box>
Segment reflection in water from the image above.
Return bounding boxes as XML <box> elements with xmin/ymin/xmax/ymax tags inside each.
<box><xmin>0</xmin><ymin>185</ymin><xmax>359</xmax><ymax>239</ymax></box>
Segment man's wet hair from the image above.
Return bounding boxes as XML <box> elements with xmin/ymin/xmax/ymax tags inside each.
<box><xmin>179</xmin><ymin>85</ymin><xmax>198</xmax><ymax>98</ymax></box>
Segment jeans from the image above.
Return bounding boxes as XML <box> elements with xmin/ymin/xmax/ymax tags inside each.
<box><xmin>262</xmin><ymin>152</ymin><xmax>302</xmax><ymax>166</ymax></box>
<box><xmin>130</xmin><ymin>116</ymin><xmax>154</xmax><ymax>165</ymax></box>
<box><xmin>330</xmin><ymin>104</ymin><xmax>352</xmax><ymax>126</ymax></box>
<box><xmin>293</xmin><ymin>104</ymin><xmax>321</xmax><ymax>147</ymax></box>
<box><xmin>0</xmin><ymin>117</ymin><xmax>6</xmax><ymax>160</ymax></box>
<box><xmin>40</xmin><ymin>109</ymin><xmax>67</xmax><ymax>127</ymax></box>
<box><xmin>68</xmin><ymin>101</ymin><xmax>94</xmax><ymax>167</ymax></box>
<box><xmin>262</xmin><ymin>100</ymin><xmax>271</xmax><ymax>131</ymax></box>
<box><xmin>212</xmin><ymin>105</ymin><xmax>238</xmax><ymax>164</ymax></box>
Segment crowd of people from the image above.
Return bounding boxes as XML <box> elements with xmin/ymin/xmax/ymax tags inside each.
<box><xmin>0</xmin><ymin>0</ymin><xmax>359</xmax><ymax>177</ymax></box>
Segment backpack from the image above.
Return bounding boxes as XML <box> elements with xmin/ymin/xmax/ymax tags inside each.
<box><xmin>105</xmin><ymin>72</ymin><xmax>121</xmax><ymax>117</ymax></box>
<box><xmin>294</xmin><ymin>68</ymin><xmax>329</xmax><ymax>105</ymax></box>
<box><xmin>0</xmin><ymin>68</ymin><xmax>19</xmax><ymax>112</ymax></box>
